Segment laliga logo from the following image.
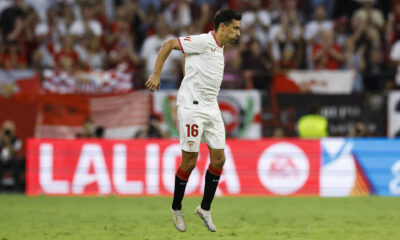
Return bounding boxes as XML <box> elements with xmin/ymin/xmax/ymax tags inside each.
<box><xmin>258</xmin><ymin>142</ymin><xmax>310</xmax><ymax>195</ymax></box>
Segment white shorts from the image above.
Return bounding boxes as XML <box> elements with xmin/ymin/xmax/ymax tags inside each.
<box><xmin>178</xmin><ymin>105</ymin><xmax>225</xmax><ymax>152</ymax></box>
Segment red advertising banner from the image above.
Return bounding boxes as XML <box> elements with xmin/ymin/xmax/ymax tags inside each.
<box><xmin>26</xmin><ymin>139</ymin><xmax>320</xmax><ymax>196</ymax></box>
<box><xmin>0</xmin><ymin>70</ymin><xmax>40</xmax><ymax>97</ymax></box>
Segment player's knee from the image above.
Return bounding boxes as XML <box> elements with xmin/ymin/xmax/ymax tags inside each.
<box><xmin>186</xmin><ymin>161</ymin><xmax>197</xmax><ymax>172</ymax></box>
<box><xmin>181</xmin><ymin>152</ymin><xmax>198</xmax><ymax>172</ymax></box>
<box><xmin>212</xmin><ymin>156</ymin><xmax>226</xmax><ymax>169</ymax></box>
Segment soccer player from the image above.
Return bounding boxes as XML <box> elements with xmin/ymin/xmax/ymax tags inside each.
<box><xmin>145</xmin><ymin>9</ymin><xmax>241</xmax><ymax>232</ymax></box>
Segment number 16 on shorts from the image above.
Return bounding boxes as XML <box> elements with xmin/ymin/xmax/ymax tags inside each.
<box><xmin>180</xmin><ymin>121</ymin><xmax>202</xmax><ymax>152</ymax></box>
<box><xmin>185</xmin><ymin>124</ymin><xmax>199</xmax><ymax>137</ymax></box>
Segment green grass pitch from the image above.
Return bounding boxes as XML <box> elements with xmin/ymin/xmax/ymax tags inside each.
<box><xmin>0</xmin><ymin>195</ymin><xmax>398</xmax><ymax>240</ymax></box>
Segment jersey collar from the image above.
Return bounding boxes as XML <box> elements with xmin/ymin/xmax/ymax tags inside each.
<box><xmin>211</xmin><ymin>31</ymin><xmax>223</xmax><ymax>48</ymax></box>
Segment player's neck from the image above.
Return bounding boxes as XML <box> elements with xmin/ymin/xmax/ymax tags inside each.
<box><xmin>213</xmin><ymin>30</ymin><xmax>225</xmax><ymax>46</ymax></box>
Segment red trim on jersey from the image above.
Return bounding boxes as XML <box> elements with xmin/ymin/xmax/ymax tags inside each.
<box><xmin>208</xmin><ymin>164</ymin><xmax>223</xmax><ymax>176</ymax></box>
<box><xmin>176</xmin><ymin>167</ymin><xmax>191</xmax><ymax>180</ymax></box>
<box><xmin>211</xmin><ymin>31</ymin><xmax>223</xmax><ymax>48</ymax></box>
<box><xmin>177</xmin><ymin>37</ymin><xmax>184</xmax><ymax>53</ymax></box>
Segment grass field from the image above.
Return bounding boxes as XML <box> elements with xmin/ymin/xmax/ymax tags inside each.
<box><xmin>0</xmin><ymin>195</ymin><xmax>399</xmax><ymax>240</ymax></box>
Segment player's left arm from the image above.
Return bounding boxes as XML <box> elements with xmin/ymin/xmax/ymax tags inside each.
<box><xmin>145</xmin><ymin>39</ymin><xmax>182</xmax><ymax>92</ymax></box>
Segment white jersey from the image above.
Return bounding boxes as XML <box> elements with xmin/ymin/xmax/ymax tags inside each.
<box><xmin>176</xmin><ymin>31</ymin><xmax>224</xmax><ymax>107</ymax></box>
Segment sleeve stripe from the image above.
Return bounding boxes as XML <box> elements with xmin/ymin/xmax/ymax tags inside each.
<box><xmin>177</xmin><ymin>37</ymin><xmax>184</xmax><ymax>53</ymax></box>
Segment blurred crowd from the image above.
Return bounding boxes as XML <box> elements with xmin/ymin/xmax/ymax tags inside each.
<box><xmin>0</xmin><ymin>0</ymin><xmax>399</xmax><ymax>92</ymax></box>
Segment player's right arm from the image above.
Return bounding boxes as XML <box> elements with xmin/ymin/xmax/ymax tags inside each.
<box><xmin>145</xmin><ymin>34</ymin><xmax>206</xmax><ymax>91</ymax></box>
<box><xmin>145</xmin><ymin>39</ymin><xmax>181</xmax><ymax>92</ymax></box>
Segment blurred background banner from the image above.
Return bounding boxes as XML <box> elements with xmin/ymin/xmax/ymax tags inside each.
<box><xmin>26</xmin><ymin>139</ymin><xmax>320</xmax><ymax>196</ymax></box>
<box><xmin>286</xmin><ymin>70</ymin><xmax>356</xmax><ymax>94</ymax></box>
<box><xmin>351</xmin><ymin>139</ymin><xmax>400</xmax><ymax>196</ymax></box>
<box><xmin>262</xmin><ymin>93</ymin><xmax>386</xmax><ymax>137</ymax></box>
<box><xmin>321</xmin><ymin>138</ymin><xmax>369</xmax><ymax>197</ymax></box>
<box><xmin>152</xmin><ymin>90</ymin><xmax>262</xmax><ymax>139</ymax></box>
<box><xmin>321</xmin><ymin>138</ymin><xmax>400</xmax><ymax>197</ymax></box>
<box><xmin>42</xmin><ymin>67</ymin><xmax>133</xmax><ymax>95</ymax></box>
<box><xmin>0</xmin><ymin>70</ymin><xmax>40</xmax><ymax>97</ymax></box>
<box><xmin>388</xmin><ymin>91</ymin><xmax>400</xmax><ymax>137</ymax></box>
<box><xmin>35</xmin><ymin>91</ymin><xmax>151</xmax><ymax>139</ymax></box>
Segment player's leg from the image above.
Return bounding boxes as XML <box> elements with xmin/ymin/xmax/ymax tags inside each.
<box><xmin>171</xmin><ymin>150</ymin><xmax>198</xmax><ymax>232</ymax></box>
<box><xmin>171</xmin><ymin>107</ymin><xmax>204</xmax><ymax>232</ymax></box>
<box><xmin>171</xmin><ymin>150</ymin><xmax>198</xmax><ymax>211</ymax></box>
<box><xmin>195</xmin><ymin>110</ymin><xmax>226</xmax><ymax>232</ymax></box>
<box><xmin>202</xmin><ymin>146</ymin><xmax>225</xmax><ymax>210</ymax></box>
<box><xmin>195</xmin><ymin>146</ymin><xmax>225</xmax><ymax>232</ymax></box>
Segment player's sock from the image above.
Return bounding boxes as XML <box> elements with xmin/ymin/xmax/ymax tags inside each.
<box><xmin>201</xmin><ymin>165</ymin><xmax>222</xmax><ymax>211</ymax></box>
<box><xmin>171</xmin><ymin>167</ymin><xmax>191</xmax><ymax>210</ymax></box>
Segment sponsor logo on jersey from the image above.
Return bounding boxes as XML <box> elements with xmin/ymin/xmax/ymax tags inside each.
<box><xmin>184</xmin><ymin>37</ymin><xmax>191</xmax><ymax>42</ymax></box>
<box><xmin>211</xmin><ymin>48</ymin><xmax>216</xmax><ymax>52</ymax></box>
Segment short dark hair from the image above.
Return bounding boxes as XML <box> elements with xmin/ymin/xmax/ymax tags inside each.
<box><xmin>214</xmin><ymin>9</ymin><xmax>241</xmax><ymax>31</ymax></box>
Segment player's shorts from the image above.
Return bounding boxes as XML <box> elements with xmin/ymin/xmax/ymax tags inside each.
<box><xmin>178</xmin><ymin>104</ymin><xmax>225</xmax><ymax>152</ymax></box>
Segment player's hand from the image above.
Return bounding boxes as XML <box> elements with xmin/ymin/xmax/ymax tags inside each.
<box><xmin>145</xmin><ymin>73</ymin><xmax>161</xmax><ymax>92</ymax></box>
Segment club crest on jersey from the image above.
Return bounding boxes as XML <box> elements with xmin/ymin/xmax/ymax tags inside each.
<box><xmin>187</xmin><ymin>140</ymin><xmax>195</xmax><ymax>149</ymax></box>
<box><xmin>211</xmin><ymin>48</ymin><xmax>216</xmax><ymax>52</ymax></box>
<box><xmin>184</xmin><ymin>37</ymin><xmax>191</xmax><ymax>42</ymax></box>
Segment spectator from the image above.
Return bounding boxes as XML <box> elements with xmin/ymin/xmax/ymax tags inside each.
<box><xmin>55</xmin><ymin>35</ymin><xmax>79</xmax><ymax>73</ymax></box>
<box><xmin>69</xmin><ymin>2</ymin><xmax>102</xmax><ymax>39</ymax></box>
<box><xmin>138</xmin><ymin>0</ymin><xmax>161</xmax><ymax>13</ymax></box>
<box><xmin>134</xmin><ymin>115</ymin><xmax>168</xmax><ymax>139</ymax></box>
<box><xmin>0</xmin><ymin>0</ymin><xmax>28</xmax><ymax>42</ymax></box>
<box><xmin>386</xmin><ymin>1</ymin><xmax>400</xmax><ymax>46</ymax></box>
<box><xmin>352</xmin><ymin>0</ymin><xmax>384</xmax><ymax>48</ymax></box>
<box><xmin>304</xmin><ymin>0</ymin><xmax>335</xmax><ymax>20</ymax></box>
<box><xmin>349</xmin><ymin>15</ymin><xmax>374</xmax><ymax>64</ymax></box>
<box><xmin>390</xmin><ymin>37</ymin><xmax>400</xmax><ymax>87</ymax></box>
<box><xmin>121</xmin><ymin>0</ymin><xmax>147</xmax><ymax>51</ymax></box>
<box><xmin>271</xmin><ymin>126</ymin><xmax>285</xmax><ymax>138</ymax></box>
<box><xmin>241</xmin><ymin>0</ymin><xmax>271</xmax><ymax>47</ymax></box>
<box><xmin>56</xmin><ymin>3</ymin><xmax>75</xmax><ymax>36</ymax></box>
<box><xmin>106</xmin><ymin>6</ymin><xmax>132</xmax><ymax>52</ymax></box>
<box><xmin>269</xmin><ymin>13</ymin><xmax>303</xmax><ymax>70</ymax></box>
<box><xmin>297</xmin><ymin>106</ymin><xmax>328</xmax><ymax>138</ymax></box>
<box><xmin>304</xmin><ymin>5</ymin><xmax>333</xmax><ymax>68</ymax></box>
<box><xmin>176</xmin><ymin>0</ymin><xmax>193</xmax><ymax>34</ymax></box>
<box><xmin>140</xmin><ymin>17</ymin><xmax>181</xmax><ymax>89</ymax></box>
<box><xmin>77</xmin><ymin>36</ymin><xmax>107</xmax><ymax>70</ymax></box>
<box><xmin>0</xmin><ymin>120</ymin><xmax>24</xmax><ymax>191</ymax></box>
<box><xmin>304</xmin><ymin>6</ymin><xmax>333</xmax><ymax>46</ymax></box>
<box><xmin>1</xmin><ymin>41</ymin><xmax>27</xmax><ymax>69</ymax></box>
<box><xmin>334</xmin><ymin>16</ymin><xmax>351</xmax><ymax>48</ymax></box>
<box><xmin>284</xmin><ymin>0</ymin><xmax>305</xmax><ymax>25</ymax></box>
<box><xmin>268</xmin><ymin>0</ymin><xmax>283</xmax><ymax>24</ymax></box>
<box><xmin>32</xmin><ymin>7</ymin><xmax>62</xmax><ymax>69</ymax></box>
<box><xmin>348</xmin><ymin>121</ymin><xmax>369</xmax><ymax>137</ymax></box>
<box><xmin>222</xmin><ymin>42</ymin><xmax>242</xmax><ymax>89</ymax></box>
<box><xmin>343</xmin><ymin>39</ymin><xmax>366</xmax><ymax>93</ymax></box>
<box><xmin>241</xmin><ymin>39</ymin><xmax>273</xmax><ymax>90</ymax></box>
<box><xmin>311</xmin><ymin>29</ymin><xmax>343</xmax><ymax>70</ymax></box>
<box><xmin>94</xmin><ymin>126</ymin><xmax>105</xmax><ymax>138</ymax></box>
<box><xmin>91</xmin><ymin>0</ymin><xmax>109</xmax><ymax>30</ymax></box>
<box><xmin>35</xmin><ymin>7</ymin><xmax>61</xmax><ymax>46</ymax></box>
<box><xmin>362</xmin><ymin>47</ymin><xmax>389</xmax><ymax>92</ymax></box>
<box><xmin>109</xmin><ymin>33</ymin><xmax>141</xmax><ymax>71</ymax></box>
<box><xmin>76</xmin><ymin>119</ymin><xmax>96</xmax><ymax>138</ymax></box>
<box><xmin>277</xmin><ymin>45</ymin><xmax>298</xmax><ymax>73</ymax></box>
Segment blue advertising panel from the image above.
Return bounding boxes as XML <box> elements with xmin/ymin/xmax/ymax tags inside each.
<box><xmin>352</xmin><ymin>139</ymin><xmax>400</xmax><ymax>196</ymax></box>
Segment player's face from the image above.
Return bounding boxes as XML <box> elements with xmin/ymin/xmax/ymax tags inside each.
<box><xmin>224</xmin><ymin>20</ymin><xmax>241</xmax><ymax>44</ymax></box>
